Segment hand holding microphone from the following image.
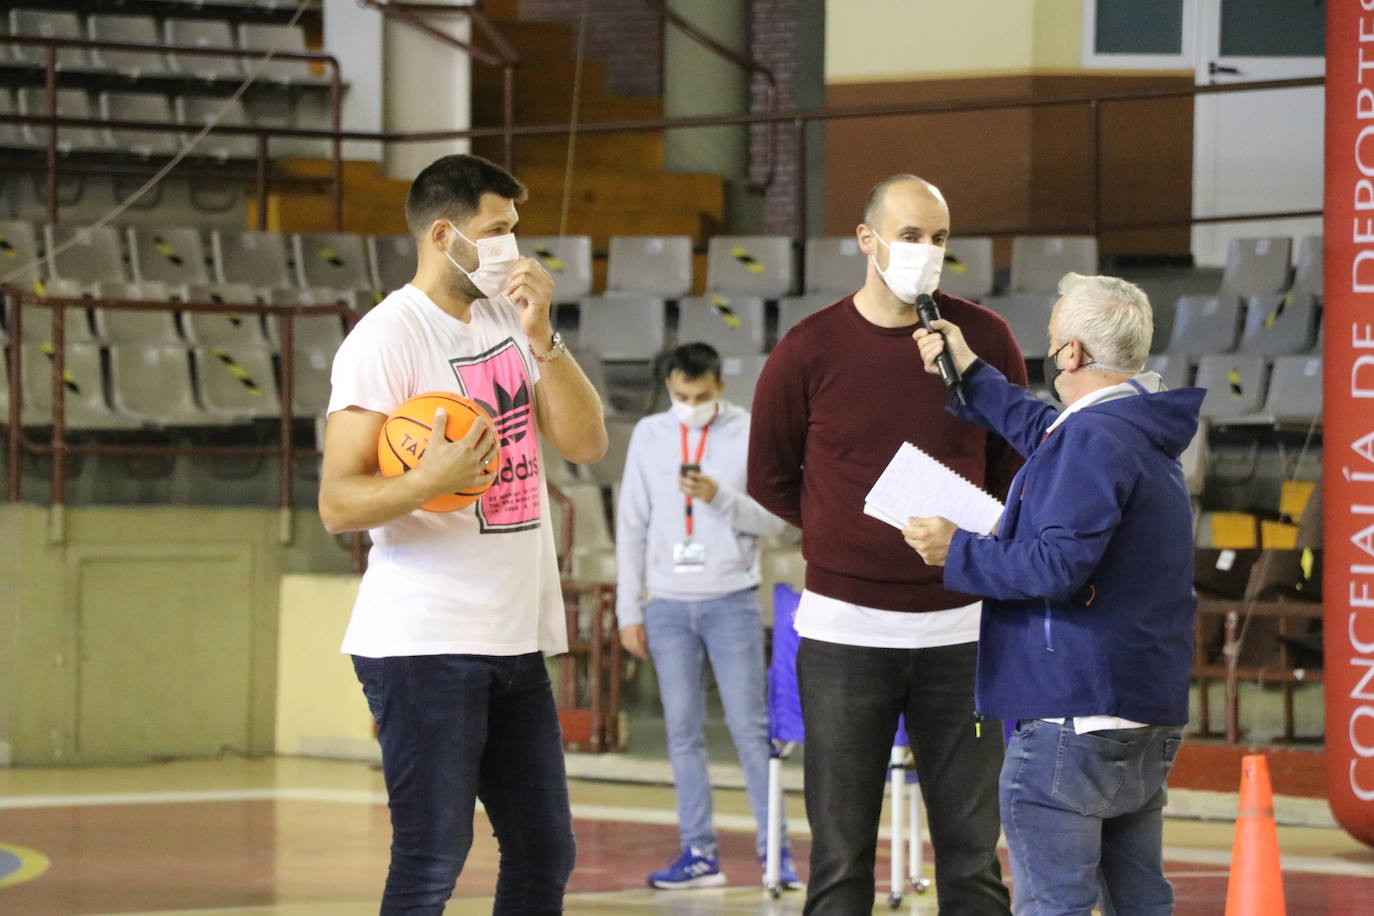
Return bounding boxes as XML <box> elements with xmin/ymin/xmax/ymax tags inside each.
<box><xmin>914</xmin><ymin>294</ymin><xmax>972</xmax><ymax>405</ymax></box>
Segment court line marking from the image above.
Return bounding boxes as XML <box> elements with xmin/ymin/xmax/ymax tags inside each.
<box><xmin>0</xmin><ymin>841</ymin><xmax>50</xmax><ymax>888</ymax></box>
<box><xmin>4</xmin><ymin>788</ymin><xmax>1373</xmax><ymax>878</ymax></box>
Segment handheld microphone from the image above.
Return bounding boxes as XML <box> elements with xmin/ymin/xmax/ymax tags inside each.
<box><xmin>916</xmin><ymin>294</ymin><xmax>966</xmax><ymax>406</ymax></box>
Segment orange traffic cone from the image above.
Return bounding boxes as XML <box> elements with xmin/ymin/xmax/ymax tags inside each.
<box><xmin>1225</xmin><ymin>754</ymin><xmax>1286</xmax><ymax>915</ymax></box>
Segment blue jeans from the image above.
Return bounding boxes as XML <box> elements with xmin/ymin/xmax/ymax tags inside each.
<box><xmin>644</xmin><ymin>588</ymin><xmax>779</xmax><ymax>857</ymax></box>
<box><xmin>352</xmin><ymin>653</ymin><xmax>576</xmax><ymax>915</ymax></box>
<box><xmin>1000</xmin><ymin>719</ymin><xmax>1183</xmax><ymax>916</ymax></box>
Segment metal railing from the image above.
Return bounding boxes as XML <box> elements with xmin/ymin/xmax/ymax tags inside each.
<box><xmin>3</xmin><ymin>286</ymin><xmax>361</xmax><ymax>533</ymax></box>
<box><xmin>2</xmin><ymin>33</ymin><xmax>345</xmax><ymax>229</ymax></box>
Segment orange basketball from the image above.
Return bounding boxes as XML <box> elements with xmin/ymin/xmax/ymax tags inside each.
<box><xmin>377</xmin><ymin>391</ymin><xmax>499</xmax><ymax>513</ymax></box>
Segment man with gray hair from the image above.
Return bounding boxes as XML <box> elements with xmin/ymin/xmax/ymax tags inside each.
<box><xmin>903</xmin><ymin>272</ymin><xmax>1204</xmax><ymax>915</ymax></box>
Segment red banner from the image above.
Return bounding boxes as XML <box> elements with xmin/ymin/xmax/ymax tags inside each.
<box><xmin>1325</xmin><ymin>0</ymin><xmax>1374</xmax><ymax>849</ymax></box>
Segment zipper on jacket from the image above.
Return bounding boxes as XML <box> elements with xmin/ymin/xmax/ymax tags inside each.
<box><xmin>1043</xmin><ymin>604</ymin><xmax>1055</xmax><ymax>652</ymax></box>
<box><xmin>974</xmin><ymin>712</ymin><xmax>984</xmax><ymax>739</ymax></box>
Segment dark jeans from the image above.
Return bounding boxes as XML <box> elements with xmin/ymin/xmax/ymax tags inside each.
<box><xmin>797</xmin><ymin>637</ymin><xmax>1011</xmax><ymax>915</ymax></box>
<box><xmin>352</xmin><ymin>652</ymin><xmax>576</xmax><ymax>915</ymax></box>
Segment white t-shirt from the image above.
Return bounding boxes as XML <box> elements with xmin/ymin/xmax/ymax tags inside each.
<box><xmin>328</xmin><ymin>284</ymin><xmax>567</xmax><ymax>658</ymax></box>
<box><xmin>794</xmin><ymin>590</ymin><xmax>981</xmax><ymax>649</ymax></box>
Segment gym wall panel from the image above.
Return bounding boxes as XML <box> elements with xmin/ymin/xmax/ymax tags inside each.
<box><xmin>275</xmin><ymin>573</ymin><xmax>377</xmax><ymax>760</ymax></box>
<box><xmin>0</xmin><ymin>505</ymin><xmax>348</xmax><ymax>765</ymax></box>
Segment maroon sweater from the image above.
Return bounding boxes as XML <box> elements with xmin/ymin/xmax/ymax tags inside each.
<box><xmin>747</xmin><ymin>291</ymin><xmax>1028</xmax><ymax>612</ymax></box>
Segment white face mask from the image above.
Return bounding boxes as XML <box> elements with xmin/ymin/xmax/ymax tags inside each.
<box><xmin>873</xmin><ymin>236</ymin><xmax>944</xmax><ymax>304</ymax></box>
<box><xmin>445</xmin><ymin>221</ymin><xmax>519</xmax><ymax>298</ymax></box>
<box><xmin>670</xmin><ymin>398</ymin><xmax>718</xmax><ymax>430</ymax></box>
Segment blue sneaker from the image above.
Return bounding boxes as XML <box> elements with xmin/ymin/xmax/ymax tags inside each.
<box><xmin>648</xmin><ymin>846</ymin><xmax>726</xmax><ymax>889</ymax></box>
<box><xmin>761</xmin><ymin>846</ymin><xmax>802</xmax><ymax>890</ymax></box>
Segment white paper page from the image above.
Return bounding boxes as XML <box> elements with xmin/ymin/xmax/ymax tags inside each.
<box><xmin>864</xmin><ymin>442</ymin><xmax>1004</xmax><ymax>535</ymax></box>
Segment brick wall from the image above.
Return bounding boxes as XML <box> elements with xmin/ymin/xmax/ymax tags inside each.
<box><xmin>517</xmin><ymin>0</ymin><xmax>662</xmax><ymax>97</ymax></box>
<box><xmin>750</xmin><ymin>0</ymin><xmax>800</xmax><ymax>235</ymax></box>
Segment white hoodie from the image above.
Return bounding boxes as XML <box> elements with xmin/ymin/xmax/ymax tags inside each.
<box><xmin>615</xmin><ymin>400</ymin><xmax>787</xmax><ymax>627</ymax></box>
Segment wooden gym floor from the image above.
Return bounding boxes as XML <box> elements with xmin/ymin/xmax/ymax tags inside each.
<box><xmin>1</xmin><ymin>756</ymin><xmax>1372</xmax><ymax>915</ymax></box>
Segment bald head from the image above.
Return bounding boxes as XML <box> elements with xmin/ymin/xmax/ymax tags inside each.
<box><xmin>862</xmin><ymin>175</ymin><xmax>947</xmax><ymax>231</ymax></box>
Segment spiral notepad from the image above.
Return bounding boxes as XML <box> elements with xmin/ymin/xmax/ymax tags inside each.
<box><xmin>863</xmin><ymin>442</ymin><xmax>1004</xmax><ymax>536</ymax></box>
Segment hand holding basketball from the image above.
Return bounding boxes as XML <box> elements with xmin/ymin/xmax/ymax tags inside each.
<box><xmin>376</xmin><ymin>392</ymin><xmax>501</xmax><ymax>512</ymax></box>
<box><xmin>418</xmin><ymin>406</ymin><xmax>499</xmax><ymax>497</ymax></box>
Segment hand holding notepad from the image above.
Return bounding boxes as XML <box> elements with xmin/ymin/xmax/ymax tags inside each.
<box><xmin>863</xmin><ymin>442</ymin><xmax>1004</xmax><ymax>536</ymax></box>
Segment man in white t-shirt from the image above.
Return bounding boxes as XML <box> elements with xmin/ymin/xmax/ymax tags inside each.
<box><xmin>319</xmin><ymin>153</ymin><xmax>607</xmax><ymax>914</ymax></box>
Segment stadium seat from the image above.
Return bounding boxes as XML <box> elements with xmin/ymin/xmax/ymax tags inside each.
<box><xmin>587</xmin><ymin>415</ymin><xmax>637</xmax><ymax>489</ymax></box>
<box><xmin>1219</xmin><ymin>237</ymin><xmax>1292</xmax><ymax>297</ymax></box>
<box><xmin>19</xmin><ymin>341</ymin><xmax>131</xmax><ymax>429</ymax></box>
<box><xmin>368</xmin><ymin>234</ymin><xmax>416</xmax><ymax>294</ymax></box>
<box><xmin>0</xmin><ymin>89</ymin><xmax>39</xmax><ymax>151</ymax></box>
<box><xmin>101</xmin><ymin>93</ymin><xmax>182</xmax><ymax>158</ymax></box>
<box><xmin>568</xmin><ymin>345</ymin><xmax>618</xmax><ymax>416</ymax></box>
<box><xmin>212</xmin><ymin>229</ymin><xmax>294</xmax><ymax>289</ymax></box>
<box><xmin>45</xmin><ymin>225</ymin><xmax>127</xmax><ymax>284</ymax></box>
<box><xmin>293</xmin><ymin>233</ymin><xmax>372</xmax><ymax>291</ymax></box>
<box><xmin>193</xmin><ymin>345</ymin><xmax>279</xmax><ymax>420</ymax></box>
<box><xmin>941</xmin><ymin>236</ymin><xmax>995</xmax><ymax>300</ymax></box>
<box><xmin>91</xmin><ymin>280</ymin><xmax>182</xmax><ymax>346</ymax></box>
<box><xmin>0</xmin><ymin>219</ymin><xmax>45</xmax><ymax>289</ymax></box>
<box><xmin>20</xmin><ymin>278</ymin><xmax>96</xmax><ymax>347</ymax></box>
<box><xmin>289</xmin><ymin>345</ymin><xmax>333</xmax><ymax>417</ymax></box>
<box><xmin>576</xmin><ymin>295</ymin><xmax>666</xmax><ymax>361</ymax></box>
<box><xmin>1145</xmin><ymin>354</ymin><xmax>1193</xmax><ymax>390</ymax></box>
<box><xmin>109</xmin><ymin>344</ymin><xmax>209</xmax><ymax>425</ymax></box>
<box><xmin>706</xmin><ymin>236</ymin><xmax>794</xmax><ymax>298</ymax></box>
<box><xmin>676</xmin><ymin>295</ymin><xmax>766</xmax><ymax>356</ymax></box>
<box><xmin>1162</xmin><ymin>295</ymin><xmax>1244</xmax><ymax>357</ymax></box>
<box><xmin>720</xmin><ymin>353</ymin><xmax>769</xmax><ymax>410</ymax></box>
<box><xmin>18</xmin><ymin>89</ymin><xmax>109</xmax><ymax>154</ymax></box>
<box><xmin>1237</xmin><ymin>293</ymin><xmax>1319</xmax><ymax>357</ymax></box>
<box><xmin>10</xmin><ymin>9</ymin><xmax>90</xmax><ymax>70</ymax></box>
<box><xmin>129</xmin><ymin>227</ymin><xmax>211</xmax><ymax>286</ymax></box>
<box><xmin>176</xmin><ymin>96</ymin><xmax>257</xmax><ymax>161</ymax></box>
<box><xmin>776</xmin><ymin>293</ymin><xmax>833</xmax><ymax>342</ymax></box>
<box><xmin>164</xmin><ymin>19</ymin><xmax>242</xmax><ymax>81</ymax></box>
<box><xmin>518</xmin><ymin>235</ymin><xmax>592</xmax><ymax>301</ymax></box>
<box><xmin>1259</xmin><ymin>355</ymin><xmax>1322</xmax><ymax>426</ymax></box>
<box><xmin>238</xmin><ymin>23</ymin><xmax>321</xmax><ymax>83</ymax></box>
<box><xmin>1010</xmin><ymin>236</ymin><xmax>1097</xmax><ymax>294</ymax></box>
<box><xmin>803</xmin><ymin>236</ymin><xmax>865</xmax><ymax>295</ymax></box>
<box><xmin>606</xmin><ymin>236</ymin><xmax>692</xmax><ymax>297</ymax></box>
<box><xmin>1291</xmin><ymin>235</ymin><xmax>1321</xmax><ymax>298</ymax></box>
<box><xmin>178</xmin><ymin>283</ymin><xmax>269</xmax><ymax>348</ymax></box>
<box><xmin>88</xmin><ymin>15</ymin><xmax>168</xmax><ymax>76</ymax></box>
<box><xmin>983</xmin><ymin>293</ymin><xmax>1055</xmax><ymax>359</ymax></box>
<box><xmin>1195</xmin><ymin>353</ymin><xmax>1269</xmax><ymax>422</ymax></box>
<box><xmin>265</xmin><ymin>288</ymin><xmax>347</xmax><ymax>353</ymax></box>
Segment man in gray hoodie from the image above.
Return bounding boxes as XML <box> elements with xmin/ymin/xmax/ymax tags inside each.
<box><xmin>616</xmin><ymin>342</ymin><xmax>797</xmax><ymax>891</ymax></box>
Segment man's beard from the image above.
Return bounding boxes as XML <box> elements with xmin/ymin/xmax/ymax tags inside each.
<box><xmin>449</xmin><ymin>269</ymin><xmax>485</xmax><ymax>301</ymax></box>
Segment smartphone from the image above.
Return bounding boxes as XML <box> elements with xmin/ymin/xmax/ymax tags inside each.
<box><xmin>680</xmin><ymin>463</ymin><xmax>701</xmax><ymax>477</ymax></box>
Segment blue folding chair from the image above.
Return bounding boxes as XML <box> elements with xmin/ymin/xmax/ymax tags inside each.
<box><xmin>765</xmin><ymin>584</ymin><xmax>806</xmax><ymax>898</ymax></box>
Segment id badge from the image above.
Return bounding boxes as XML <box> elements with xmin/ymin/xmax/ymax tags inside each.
<box><xmin>673</xmin><ymin>539</ymin><xmax>708</xmax><ymax>573</ymax></box>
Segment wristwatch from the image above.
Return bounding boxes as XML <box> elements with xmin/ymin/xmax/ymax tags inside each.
<box><xmin>531</xmin><ymin>330</ymin><xmax>568</xmax><ymax>363</ymax></box>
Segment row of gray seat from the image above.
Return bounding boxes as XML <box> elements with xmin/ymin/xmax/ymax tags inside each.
<box><xmin>0</xmin><ymin>87</ymin><xmax>331</xmax><ymax>160</ymax></box>
<box><xmin>3</xmin><ymin>9</ymin><xmax>325</xmax><ymax>84</ymax></box>
<box><xmin>0</xmin><ymin>221</ymin><xmax>397</xmax><ymax>292</ymax></box>
<box><xmin>0</xmin><ymin>339</ymin><xmax>330</xmax><ymax>428</ymax></box>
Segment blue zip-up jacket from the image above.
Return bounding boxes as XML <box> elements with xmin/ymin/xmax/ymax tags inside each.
<box><xmin>942</xmin><ymin>360</ymin><xmax>1205</xmax><ymax>726</ymax></box>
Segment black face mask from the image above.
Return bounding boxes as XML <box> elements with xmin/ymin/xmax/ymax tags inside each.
<box><xmin>1043</xmin><ymin>341</ymin><xmax>1071</xmax><ymax>404</ymax></box>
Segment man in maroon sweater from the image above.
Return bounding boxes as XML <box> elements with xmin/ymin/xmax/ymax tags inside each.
<box><xmin>748</xmin><ymin>175</ymin><xmax>1025</xmax><ymax>914</ymax></box>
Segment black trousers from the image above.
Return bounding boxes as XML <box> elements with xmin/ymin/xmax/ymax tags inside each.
<box><xmin>797</xmin><ymin>637</ymin><xmax>1011</xmax><ymax>915</ymax></box>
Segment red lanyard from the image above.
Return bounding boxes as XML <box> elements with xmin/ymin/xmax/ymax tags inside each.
<box><xmin>680</xmin><ymin>419</ymin><xmax>712</xmax><ymax>538</ymax></box>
